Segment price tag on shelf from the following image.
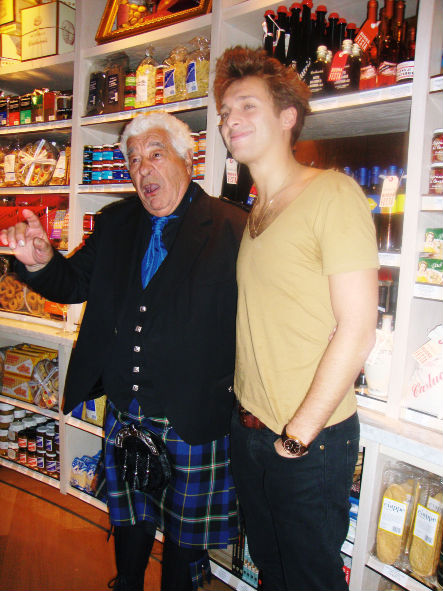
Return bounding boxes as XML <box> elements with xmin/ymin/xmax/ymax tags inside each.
<box><xmin>356</xmin><ymin>394</ymin><xmax>387</xmax><ymax>411</ymax></box>
<box><xmin>238</xmin><ymin>582</ymin><xmax>253</xmax><ymax>591</ymax></box>
<box><xmin>413</xmin><ymin>283</ymin><xmax>443</xmax><ymax>301</ymax></box>
<box><xmin>381</xmin><ymin>564</ymin><xmax>410</xmax><ymax>588</ymax></box>
<box><xmin>211</xmin><ymin>563</ymin><xmax>230</xmax><ymax>584</ymax></box>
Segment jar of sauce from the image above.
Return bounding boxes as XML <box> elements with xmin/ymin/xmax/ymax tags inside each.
<box><xmin>431</xmin><ymin>129</ymin><xmax>443</xmax><ymax>163</ymax></box>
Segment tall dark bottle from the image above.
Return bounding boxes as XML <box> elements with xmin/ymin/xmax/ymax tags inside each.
<box><xmin>286</xmin><ymin>3</ymin><xmax>302</xmax><ymax>70</ymax></box>
<box><xmin>263</xmin><ymin>10</ymin><xmax>276</xmax><ymax>57</ymax></box>
<box><xmin>274</xmin><ymin>6</ymin><xmax>290</xmax><ymax>64</ymax></box>
<box><xmin>298</xmin><ymin>0</ymin><xmax>314</xmax><ymax>79</ymax></box>
<box><xmin>326</xmin><ymin>12</ymin><xmax>340</xmax><ymax>54</ymax></box>
<box><xmin>377</xmin><ymin>0</ymin><xmax>397</xmax><ymax>87</ymax></box>
<box><xmin>396</xmin><ymin>24</ymin><xmax>415</xmax><ymax>83</ymax></box>
<box><xmin>358</xmin><ymin>0</ymin><xmax>379</xmax><ymax>90</ymax></box>
<box><xmin>221</xmin><ymin>152</ymin><xmax>253</xmax><ymax>207</ymax></box>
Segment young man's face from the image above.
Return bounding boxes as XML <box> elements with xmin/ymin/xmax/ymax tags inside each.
<box><xmin>219</xmin><ymin>76</ymin><xmax>293</xmax><ymax>166</ymax></box>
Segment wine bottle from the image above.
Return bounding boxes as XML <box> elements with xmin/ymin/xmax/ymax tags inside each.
<box><xmin>357</xmin><ymin>0</ymin><xmax>379</xmax><ymax>90</ymax></box>
<box><xmin>286</xmin><ymin>3</ymin><xmax>302</xmax><ymax>70</ymax></box>
<box><xmin>306</xmin><ymin>45</ymin><xmax>329</xmax><ymax>95</ymax></box>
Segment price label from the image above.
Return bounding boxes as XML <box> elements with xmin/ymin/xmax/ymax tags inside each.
<box><xmin>379</xmin><ymin>175</ymin><xmax>399</xmax><ymax>208</ymax></box>
<box><xmin>327</xmin><ymin>50</ymin><xmax>348</xmax><ymax>82</ymax></box>
<box><xmin>355</xmin><ymin>19</ymin><xmax>380</xmax><ymax>52</ymax></box>
<box><xmin>226</xmin><ymin>158</ymin><xmax>238</xmax><ymax>184</ymax></box>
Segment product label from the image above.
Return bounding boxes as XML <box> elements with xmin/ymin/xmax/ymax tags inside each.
<box><xmin>164</xmin><ymin>69</ymin><xmax>176</xmax><ymax>99</ymax></box>
<box><xmin>396</xmin><ymin>61</ymin><xmax>414</xmax><ymax>82</ymax></box>
<box><xmin>378</xmin><ymin>496</ymin><xmax>407</xmax><ymax>536</ymax></box>
<box><xmin>328</xmin><ymin>51</ymin><xmax>349</xmax><ymax>82</ymax></box>
<box><xmin>4</xmin><ymin>154</ymin><xmax>16</xmax><ymax>181</ymax></box>
<box><xmin>107</xmin><ymin>74</ymin><xmax>119</xmax><ymax>104</ymax></box>
<box><xmin>186</xmin><ymin>61</ymin><xmax>198</xmax><ymax>93</ymax></box>
<box><xmin>428</xmin><ymin>495</ymin><xmax>443</xmax><ymax>513</ymax></box>
<box><xmin>355</xmin><ymin>19</ymin><xmax>380</xmax><ymax>52</ymax></box>
<box><xmin>136</xmin><ymin>74</ymin><xmax>148</xmax><ymax>104</ymax></box>
<box><xmin>413</xmin><ymin>504</ymin><xmax>439</xmax><ymax>546</ymax></box>
<box><xmin>379</xmin><ymin>176</ymin><xmax>399</xmax><ymax>208</ymax></box>
<box><xmin>226</xmin><ymin>158</ymin><xmax>238</xmax><ymax>184</ymax></box>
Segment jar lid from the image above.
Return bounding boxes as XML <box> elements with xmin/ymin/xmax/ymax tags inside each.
<box><xmin>0</xmin><ymin>441</ymin><xmax>8</xmax><ymax>449</ymax></box>
<box><xmin>46</xmin><ymin>451</ymin><xmax>56</xmax><ymax>457</ymax></box>
<box><xmin>0</xmin><ymin>429</ymin><xmax>8</xmax><ymax>436</ymax></box>
<box><xmin>23</xmin><ymin>418</ymin><xmax>37</xmax><ymax>427</ymax></box>
<box><xmin>433</xmin><ymin>129</ymin><xmax>443</xmax><ymax>134</ymax></box>
<box><xmin>34</xmin><ymin>416</ymin><xmax>47</xmax><ymax>425</ymax></box>
<box><xmin>13</xmin><ymin>409</ymin><xmax>26</xmax><ymax>418</ymax></box>
<box><xmin>0</xmin><ymin>403</ymin><xmax>14</xmax><ymax>411</ymax></box>
<box><xmin>37</xmin><ymin>425</ymin><xmax>47</xmax><ymax>433</ymax></box>
<box><xmin>9</xmin><ymin>422</ymin><xmax>23</xmax><ymax>432</ymax></box>
<box><xmin>430</xmin><ymin>162</ymin><xmax>443</xmax><ymax>168</ymax></box>
<box><xmin>0</xmin><ymin>414</ymin><xmax>13</xmax><ymax>421</ymax></box>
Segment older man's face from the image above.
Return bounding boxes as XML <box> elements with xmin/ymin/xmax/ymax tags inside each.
<box><xmin>127</xmin><ymin>127</ymin><xmax>193</xmax><ymax>216</ymax></box>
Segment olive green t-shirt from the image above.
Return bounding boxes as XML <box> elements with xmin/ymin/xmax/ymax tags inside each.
<box><xmin>234</xmin><ymin>169</ymin><xmax>379</xmax><ymax>434</ymax></box>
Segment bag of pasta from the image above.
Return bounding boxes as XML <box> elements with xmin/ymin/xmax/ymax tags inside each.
<box><xmin>375</xmin><ymin>462</ymin><xmax>422</xmax><ymax>567</ymax></box>
<box><xmin>408</xmin><ymin>476</ymin><xmax>443</xmax><ymax>579</ymax></box>
<box><xmin>185</xmin><ymin>37</ymin><xmax>210</xmax><ymax>100</ymax></box>
<box><xmin>163</xmin><ymin>46</ymin><xmax>188</xmax><ymax>103</ymax></box>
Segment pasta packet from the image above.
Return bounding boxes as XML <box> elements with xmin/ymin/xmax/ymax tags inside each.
<box><xmin>408</xmin><ymin>476</ymin><xmax>443</xmax><ymax>580</ymax></box>
<box><xmin>135</xmin><ymin>45</ymin><xmax>158</xmax><ymax>108</ymax></box>
<box><xmin>375</xmin><ymin>462</ymin><xmax>422</xmax><ymax>567</ymax></box>
<box><xmin>185</xmin><ymin>37</ymin><xmax>210</xmax><ymax>100</ymax></box>
<box><xmin>163</xmin><ymin>46</ymin><xmax>188</xmax><ymax>103</ymax></box>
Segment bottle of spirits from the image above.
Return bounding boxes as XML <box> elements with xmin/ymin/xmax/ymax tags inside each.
<box><xmin>350</xmin><ymin>43</ymin><xmax>362</xmax><ymax>91</ymax></box>
<box><xmin>396</xmin><ymin>24</ymin><xmax>415</xmax><ymax>84</ymax></box>
<box><xmin>331</xmin><ymin>39</ymin><xmax>354</xmax><ymax>93</ymax></box>
<box><xmin>221</xmin><ymin>152</ymin><xmax>253</xmax><ymax>207</ymax></box>
<box><xmin>298</xmin><ymin>0</ymin><xmax>314</xmax><ymax>79</ymax></box>
<box><xmin>377</xmin><ymin>0</ymin><xmax>397</xmax><ymax>87</ymax></box>
<box><xmin>306</xmin><ymin>45</ymin><xmax>329</xmax><ymax>95</ymax></box>
<box><xmin>337</xmin><ymin>18</ymin><xmax>348</xmax><ymax>50</ymax></box>
<box><xmin>356</xmin><ymin>0</ymin><xmax>379</xmax><ymax>90</ymax></box>
<box><xmin>314</xmin><ymin>5</ymin><xmax>328</xmax><ymax>53</ymax></box>
<box><xmin>286</xmin><ymin>3</ymin><xmax>302</xmax><ymax>70</ymax></box>
<box><xmin>263</xmin><ymin>10</ymin><xmax>276</xmax><ymax>57</ymax></box>
<box><xmin>346</xmin><ymin>22</ymin><xmax>357</xmax><ymax>42</ymax></box>
<box><xmin>274</xmin><ymin>6</ymin><xmax>290</xmax><ymax>64</ymax></box>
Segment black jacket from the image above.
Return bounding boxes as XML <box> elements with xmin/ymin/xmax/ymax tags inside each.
<box><xmin>17</xmin><ymin>184</ymin><xmax>247</xmax><ymax>444</ymax></box>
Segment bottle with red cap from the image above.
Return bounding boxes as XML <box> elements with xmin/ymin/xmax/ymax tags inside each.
<box><xmin>358</xmin><ymin>0</ymin><xmax>379</xmax><ymax>90</ymax></box>
<box><xmin>298</xmin><ymin>0</ymin><xmax>314</xmax><ymax>79</ymax></box>
<box><xmin>346</xmin><ymin>22</ymin><xmax>357</xmax><ymax>41</ymax></box>
<box><xmin>263</xmin><ymin>10</ymin><xmax>276</xmax><ymax>57</ymax></box>
<box><xmin>377</xmin><ymin>0</ymin><xmax>397</xmax><ymax>87</ymax></box>
<box><xmin>286</xmin><ymin>3</ymin><xmax>302</xmax><ymax>70</ymax></box>
<box><xmin>274</xmin><ymin>6</ymin><xmax>290</xmax><ymax>64</ymax></box>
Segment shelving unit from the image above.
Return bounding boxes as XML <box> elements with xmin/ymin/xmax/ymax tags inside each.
<box><xmin>1</xmin><ymin>0</ymin><xmax>442</xmax><ymax>590</ymax></box>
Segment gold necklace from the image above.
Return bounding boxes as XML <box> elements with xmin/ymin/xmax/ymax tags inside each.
<box><xmin>248</xmin><ymin>197</ymin><xmax>275</xmax><ymax>238</ymax></box>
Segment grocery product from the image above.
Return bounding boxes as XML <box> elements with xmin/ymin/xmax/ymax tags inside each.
<box><xmin>185</xmin><ymin>37</ymin><xmax>210</xmax><ymax>99</ymax></box>
<box><xmin>15</xmin><ymin>139</ymin><xmax>58</xmax><ymax>186</ymax></box>
<box><xmin>135</xmin><ymin>45</ymin><xmax>157</xmax><ymax>108</ymax></box>
<box><xmin>163</xmin><ymin>46</ymin><xmax>188</xmax><ymax>103</ymax></box>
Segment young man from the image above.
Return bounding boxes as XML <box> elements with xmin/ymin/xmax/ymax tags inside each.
<box><xmin>0</xmin><ymin>111</ymin><xmax>247</xmax><ymax>591</ymax></box>
<box><xmin>214</xmin><ymin>47</ymin><xmax>379</xmax><ymax>591</ymax></box>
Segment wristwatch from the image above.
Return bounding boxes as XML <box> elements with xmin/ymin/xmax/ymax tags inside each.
<box><xmin>280</xmin><ymin>426</ymin><xmax>309</xmax><ymax>457</ymax></box>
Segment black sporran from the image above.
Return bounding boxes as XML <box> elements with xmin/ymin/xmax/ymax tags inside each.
<box><xmin>114</xmin><ymin>423</ymin><xmax>172</xmax><ymax>493</ymax></box>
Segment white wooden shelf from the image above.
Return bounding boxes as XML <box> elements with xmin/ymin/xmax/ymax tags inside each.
<box><xmin>0</xmin><ymin>52</ymin><xmax>75</xmax><ymax>95</ymax></box>
<box><xmin>0</xmin><ymin>186</ymin><xmax>70</xmax><ymax>194</ymax></box>
<box><xmin>0</xmin><ymin>457</ymin><xmax>60</xmax><ymax>489</ymax></box>
<box><xmin>65</xmin><ymin>416</ymin><xmax>104</xmax><ymax>438</ymax></box>
<box><xmin>366</xmin><ymin>556</ymin><xmax>432</xmax><ymax>591</ymax></box>
<box><xmin>421</xmin><ymin>195</ymin><xmax>443</xmax><ymax>211</ymax></box>
<box><xmin>413</xmin><ymin>283</ymin><xmax>443</xmax><ymax>301</ymax></box>
<box><xmin>0</xmin><ymin>394</ymin><xmax>59</xmax><ymax>420</ymax></box>
<box><xmin>0</xmin><ymin>121</ymin><xmax>72</xmax><ymax>135</ymax></box>
<box><xmin>77</xmin><ymin>183</ymin><xmax>135</xmax><ymax>194</ymax></box>
<box><xmin>67</xmin><ymin>484</ymin><xmax>108</xmax><ymax>512</ymax></box>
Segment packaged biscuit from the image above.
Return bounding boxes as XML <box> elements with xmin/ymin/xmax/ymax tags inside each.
<box><xmin>423</xmin><ymin>228</ymin><xmax>443</xmax><ymax>258</ymax></box>
<box><xmin>416</xmin><ymin>258</ymin><xmax>443</xmax><ymax>285</ymax></box>
<box><xmin>376</xmin><ymin>462</ymin><xmax>422</xmax><ymax>566</ymax></box>
<box><xmin>409</xmin><ymin>478</ymin><xmax>443</xmax><ymax>578</ymax></box>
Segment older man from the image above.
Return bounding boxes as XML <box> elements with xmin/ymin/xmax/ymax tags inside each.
<box><xmin>1</xmin><ymin>111</ymin><xmax>247</xmax><ymax>591</ymax></box>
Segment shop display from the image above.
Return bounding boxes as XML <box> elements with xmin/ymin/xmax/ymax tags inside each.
<box><xmin>262</xmin><ymin>0</ymin><xmax>416</xmax><ymax>92</ymax></box>
<box><xmin>69</xmin><ymin>450</ymin><xmax>102</xmax><ymax>495</ymax></box>
<box><xmin>1</xmin><ymin>343</ymin><xmax>58</xmax><ymax>407</ymax></box>
<box><xmin>20</xmin><ymin>1</ymin><xmax>75</xmax><ymax>61</ymax></box>
<box><xmin>0</xmin><ymin>89</ymin><xmax>72</xmax><ymax>127</ymax></box>
<box><xmin>406</xmin><ymin>324</ymin><xmax>443</xmax><ymax>419</ymax></box>
<box><xmin>374</xmin><ymin>461</ymin><xmax>443</xmax><ymax>587</ymax></box>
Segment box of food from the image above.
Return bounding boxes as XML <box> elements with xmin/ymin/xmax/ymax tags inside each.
<box><xmin>423</xmin><ymin>228</ymin><xmax>443</xmax><ymax>258</ymax></box>
<box><xmin>21</xmin><ymin>0</ymin><xmax>75</xmax><ymax>61</ymax></box>
<box><xmin>0</xmin><ymin>0</ymin><xmax>38</xmax><ymax>30</ymax></box>
<box><xmin>416</xmin><ymin>258</ymin><xmax>443</xmax><ymax>286</ymax></box>
<box><xmin>1</xmin><ymin>372</ymin><xmax>32</xmax><ymax>401</ymax></box>
<box><xmin>0</xmin><ymin>32</ymin><xmax>20</xmax><ymax>61</ymax></box>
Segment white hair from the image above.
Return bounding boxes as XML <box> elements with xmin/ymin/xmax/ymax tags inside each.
<box><xmin>119</xmin><ymin>111</ymin><xmax>194</xmax><ymax>164</ymax></box>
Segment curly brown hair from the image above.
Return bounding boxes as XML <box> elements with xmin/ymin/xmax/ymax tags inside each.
<box><xmin>214</xmin><ymin>46</ymin><xmax>311</xmax><ymax>146</ymax></box>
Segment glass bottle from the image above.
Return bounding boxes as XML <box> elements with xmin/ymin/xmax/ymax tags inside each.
<box><xmin>274</xmin><ymin>6</ymin><xmax>290</xmax><ymax>64</ymax></box>
<box><xmin>307</xmin><ymin>45</ymin><xmax>329</xmax><ymax>95</ymax></box>
<box><xmin>286</xmin><ymin>3</ymin><xmax>302</xmax><ymax>70</ymax></box>
<box><xmin>396</xmin><ymin>25</ymin><xmax>415</xmax><ymax>84</ymax></box>
<box><xmin>332</xmin><ymin>39</ymin><xmax>354</xmax><ymax>93</ymax></box>
<box><xmin>263</xmin><ymin>10</ymin><xmax>276</xmax><ymax>57</ymax></box>
<box><xmin>359</xmin><ymin>0</ymin><xmax>379</xmax><ymax>90</ymax></box>
<box><xmin>298</xmin><ymin>0</ymin><xmax>314</xmax><ymax>79</ymax></box>
<box><xmin>377</xmin><ymin>0</ymin><xmax>397</xmax><ymax>87</ymax></box>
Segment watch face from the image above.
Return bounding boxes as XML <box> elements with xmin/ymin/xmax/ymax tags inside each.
<box><xmin>282</xmin><ymin>438</ymin><xmax>303</xmax><ymax>455</ymax></box>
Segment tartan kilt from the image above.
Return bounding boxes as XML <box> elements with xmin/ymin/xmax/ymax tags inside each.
<box><xmin>104</xmin><ymin>398</ymin><xmax>239</xmax><ymax>549</ymax></box>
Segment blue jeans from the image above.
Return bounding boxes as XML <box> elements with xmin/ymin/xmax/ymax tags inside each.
<box><xmin>230</xmin><ymin>408</ymin><xmax>359</xmax><ymax>591</ymax></box>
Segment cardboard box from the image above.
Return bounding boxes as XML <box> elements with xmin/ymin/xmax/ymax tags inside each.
<box><xmin>0</xmin><ymin>32</ymin><xmax>20</xmax><ymax>61</ymax></box>
<box><xmin>21</xmin><ymin>0</ymin><xmax>75</xmax><ymax>61</ymax></box>
<box><xmin>0</xmin><ymin>0</ymin><xmax>38</xmax><ymax>29</ymax></box>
